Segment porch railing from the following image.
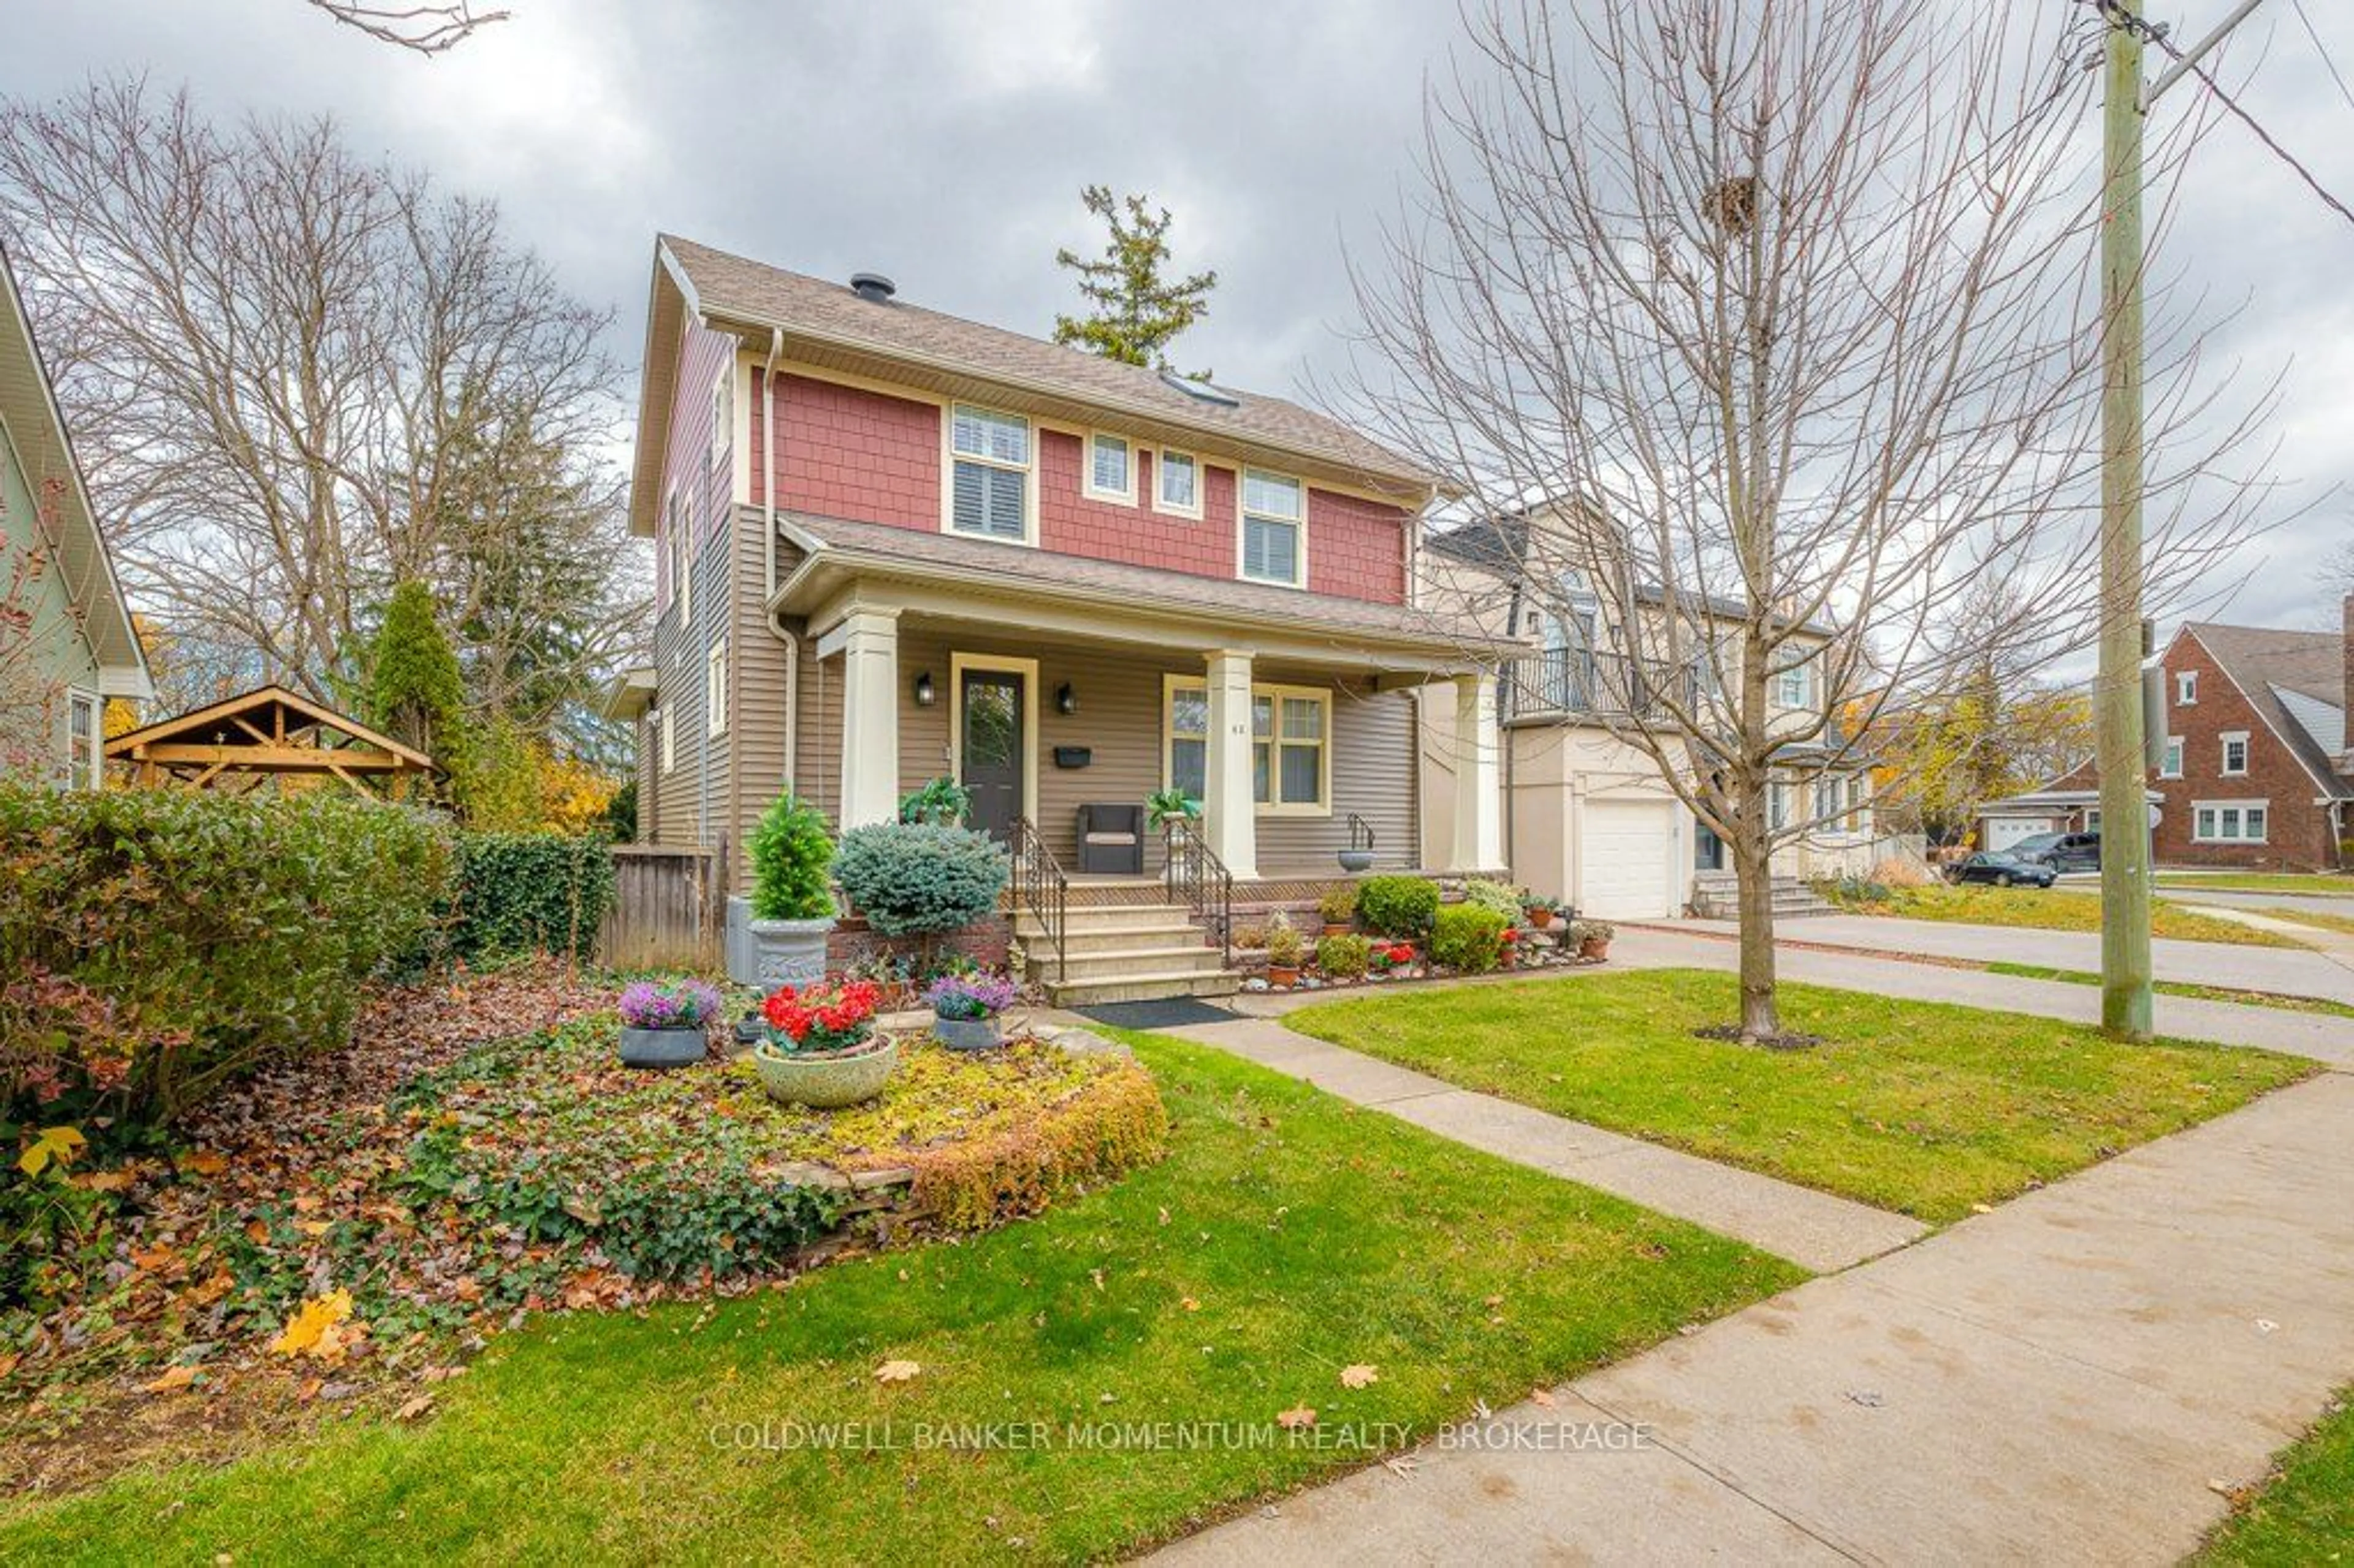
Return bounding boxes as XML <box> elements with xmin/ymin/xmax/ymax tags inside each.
<box><xmin>1504</xmin><ymin>648</ymin><xmax>1704</xmax><ymax>725</ymax></box>
<box><xmin>1162</xmin><ymin>819</ymin><xmax>1233</xmax><ymax>967</ymax></box>
<box><xmin>1007</xmin><ymin>815</ymin><xmax>1068</xmax><ymax>978</ymax></box>
<box><xmin>1346</xmin><ymin>812</ymin><xmax>1376</xmax><ymax>854</ymax></box>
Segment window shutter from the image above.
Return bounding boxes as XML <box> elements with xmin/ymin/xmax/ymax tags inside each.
<box><xmin>953</xmin><ymin>461</ymin><xmax>1026</xmax><ymax>539</ymax></box>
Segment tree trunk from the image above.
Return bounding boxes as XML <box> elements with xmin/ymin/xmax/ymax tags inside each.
<box><xmin>1732</xmin><ymin>805</ymin><xmax>1780</xmax><ymax>1041</ymax></box>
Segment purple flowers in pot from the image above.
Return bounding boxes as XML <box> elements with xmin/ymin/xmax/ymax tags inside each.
<box><xmin>617</xmin><ymin>978</ymin><xmax>724</xmax><ymax>1031</ymax></box>
<box><xmin>924</xmin><ymin>971</ymin><xmax>1018</xmax><ymax>1021</ymax></box>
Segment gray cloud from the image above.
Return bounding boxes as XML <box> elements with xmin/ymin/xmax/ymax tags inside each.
<box><xmin>6</xmin><ymin>0</ymin><xmax>2351</xmax><ymax>637</ymax></box>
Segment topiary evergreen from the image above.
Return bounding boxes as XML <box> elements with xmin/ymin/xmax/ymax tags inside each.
<box><xmin>748</xmin><ymin>790</ymin><xmax>836</xmax><ymax>921</ymax></box>
<box><xmin>368</xmin><ymin>579</ymin><xmax>467</xmax><ymax>767</ymax></box>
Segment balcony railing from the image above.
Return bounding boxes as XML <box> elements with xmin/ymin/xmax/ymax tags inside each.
<box><xmin>1504</xmin><ymin>648</ymin><xmax>1705</xmax><ymax>724</ymax></box>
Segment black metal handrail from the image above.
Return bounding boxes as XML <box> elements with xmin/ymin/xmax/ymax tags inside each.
<box><xmin>1162</xmin><ymin>818</ymin><xmax>1234</xmax><ymax>967</ymax></box>
<box><xmin>1007</xmin><ymin>816</ymin><xmax>1068</xmax><ymax>978</ymax></box>
<box><xmin>1346</xmin><ymin>812</ymin><xmax>1376</xmax><ymax>853</ymax></box>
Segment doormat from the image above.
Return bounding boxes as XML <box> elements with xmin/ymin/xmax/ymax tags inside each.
<box><xmin>1073</xmin><ymin>997</ymin><xmax>1238</xmax><ymax>1030</ymax></box>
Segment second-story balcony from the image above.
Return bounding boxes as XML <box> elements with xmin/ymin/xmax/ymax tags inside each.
<box><xmin>1504</xmin><ymin>647</ymin><xmax>1706</xmax><ymax>725</ymax></box>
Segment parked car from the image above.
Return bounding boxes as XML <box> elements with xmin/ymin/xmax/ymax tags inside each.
<box><xmin>1946</xmin><ymin>851</ymin><xmax>2058</xmax><ymax>889</ymax></box>
<box><xmin>2010</xmin><ymin>831</ymin><xmax>2100</xmax><ymax>873</ymax></box>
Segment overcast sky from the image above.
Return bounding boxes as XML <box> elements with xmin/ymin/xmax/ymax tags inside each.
<box><xmin>7</xmin><ymin>0</ymin><xmax>2354</xmax><ymax>642</ymax></box>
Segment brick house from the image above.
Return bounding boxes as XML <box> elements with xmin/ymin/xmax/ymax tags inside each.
<box><xmin>608</xmin><ymin>237</ymin><xmax>1509</xmax><ymax>1000</ymax></box>
<box><xmin>2043</xmin><ymin>610</ymin><xmax>2354</xmax><ymax>871</ymax></box>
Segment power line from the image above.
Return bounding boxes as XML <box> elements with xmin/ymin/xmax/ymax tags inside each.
<box><xmin>2291</xmin><ymin>0</ymin><xmax>2354</xmax><ymax>115</ymax></box>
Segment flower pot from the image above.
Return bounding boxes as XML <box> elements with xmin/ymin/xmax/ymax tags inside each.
<box><xmin>747</xmin><ymin>916</ymin><xmax>835</xmax><ymax>989</ymax></box>
<box><xmin>618</xmin><ymin>1024</ymin><xmax>706</xmax><ymax>1068</ymax></box>
<box><xmin>1267</xmin><ymin>964</ymin><xmax>1301</xmax><ymax>988</ymax></box>
<box><xmin>1322</xmin><ymin>922</ymin><xmax>1350</xmax><ymax>938</ymax></box>
<box><xmin>734</xmin><ymin>1012</ymin><xmax>767</xmax><ymax>1049</ymax></box>
<box><xmin>750</xmin><ymin>1034</ymin><xmax>899</xmax><ymax>1108</ymax></box>
<box><xmin>932</xmin><ymin>1014</ymin><xmax>1002</xmax><ymax>1052</ymax></box>
<box><xmin>1526</xmin><ymin>909</ymin><xmax>1555</xmax><ymax>930</ymax></box>
<box><xmin>1579</xmin><ymin>938</ymin><xmax>1610</xmax><ymax>961</ymax></box>
<box><xmin>1337</xmin><ymin>848</ymin><xmax>1376</xmax><ymax>873</ymax></box>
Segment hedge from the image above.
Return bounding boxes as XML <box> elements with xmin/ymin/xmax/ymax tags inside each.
<box><xmin>0</xmin><ymin>785</ymin><xmax>452</xmax><ymax>1127</ymax></box>
<box><xmin>444</xmin><ymin>831</ymin><xmax>615</xmax><ymax>965</ymax></box>
<box><xmin>1358</xmin><ymin>875</ymin><xmax>1441</xmax><ymax>938</ymax></box>
<box><xmin>1431</xmin><ymin>904</ymin><xmax>1509</xmax><ymax>973</ymax></box>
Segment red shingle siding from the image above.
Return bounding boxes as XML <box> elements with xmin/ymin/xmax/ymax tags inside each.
<box><xmin>1308</xmin><ymin>487</ymin><xmax>1409</xmax><ymax>603</ymax></box>
<box><xmin>1037</xmin><ymin>433</ymin><xmax>1236</xmax><ymax>579</ymax></box>
<box><xmin>761</xmin><ymin>372</ymin><xmax>940</xmax><ymax>532</ymax></box>
<box><xmin>2150</xmin><ymin>633</ymin><xmax>2339</xmax><ymax>871</ymax></box>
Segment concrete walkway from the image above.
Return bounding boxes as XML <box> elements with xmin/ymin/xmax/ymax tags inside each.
<box><xmin>1615</xmin><ymin>926</ymin><xmax>2354</xmax><ymax>1070</ymax></box>
<box><xmin>1165</xmin><ymin>1015</ymin><xmax>1927</xmax><ymax>1273</ymax></box>
<box><xmin>1156</xmin><ymin>1070</ymin><xmax>2354</xmax><ymax>1566</ymax></box>
<box><xmin>1667</xmin><ymin>911</ymin><xmax>2354</xmax><ymax>1007</ymax></box>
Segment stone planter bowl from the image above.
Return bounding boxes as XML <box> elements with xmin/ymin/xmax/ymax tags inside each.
<box><xmin>747</xmin><ymin>915</ymin><xmax>835</xmax><ymax>989</ymax></box>
<box><xmin>751</xmin><ymin>1034</ymin><xmax>899</xmax><ymax>1108</ymax></box>
<box><xmin>1337</xmin><ymin>848</ymin><xmax>1376</xmax><ymax>873</ymax></box>
<box><xmin>932</xmin><ymin>1014</ymin><xmax>1002</xmax><ymax>1052</ymax></box>
<box><xmin>619</xmin><ymin>1024</ymin><xmax>707</xmax><ymax>1069</ymax></box>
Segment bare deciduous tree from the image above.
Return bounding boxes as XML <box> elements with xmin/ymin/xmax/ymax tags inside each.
<box><xmin>305</xmin><ymin>2</ymin><xmax>511</xmax><ymax>54</ymax></box>
<box><xmin>0</xmin><ymin>78</ymin><xmax>641</xmax><ymax>737</ymax></box>
<box><xmin>1350</xmin><ymin>0</ymin><xmax>2268</xmax><ymax>1039</ymax></box>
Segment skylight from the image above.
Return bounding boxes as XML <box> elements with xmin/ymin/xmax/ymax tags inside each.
<box><xmin>1158</xmin><ymin>368</ymin><xmax>1241</xmax><ymax>408</ymax></box>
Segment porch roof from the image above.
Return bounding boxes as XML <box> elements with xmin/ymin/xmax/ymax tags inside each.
<box><xmin>771</xmin><ymin>509</ymin><xmax>1517</xmax><ymax>676</ymax></box>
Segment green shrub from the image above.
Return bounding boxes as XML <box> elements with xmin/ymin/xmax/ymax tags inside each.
<box><xmin>1431</xmin><ymin>904</ymin><xmax>1509</xmax><ymax>973</ymax></box>
<box><xmin>1317</xmin><ymin>885</ymin><xmax>1360</xmax><ymax>927</ymax></box>
<box><xmin>748</xmin><ymin>790</ymin><xmax>836</xmax><ymax>921</ymax></box>
<box><xmin>1461</xmin><ymin>878</ymin><xmax>1523</xmax><ymax>922</ymax></box>
<box><xmin>1316</xmin><ymin>932</ymin><xmax>1371</xmax><ymax>979</ymax></box>
<box><xmin>1264</xmin><ymin>911</ymin><xmax>1305</xmax><ymax>968</ymax></box>
<box><xmin>0</xmin><ymin>785</ymin><xmax>452</xmax><ymax>1128</ymax></box>
<box><xmin>897</xmin><ymin>776</ymin><xmax>970</xmax><ymax>827</ymax></box>
<box><xmin>1358</xmin><ymin>875</ymin><xmax>1440</xmax><ymax>938</ymax></box>
<box><xmin>446</xmin><ymin>831</ymin><xmax>614</xmax><ymax>964</ymax></box>
<box><xmin>833</xmin><ymin>822</ymin><xmax>1010</xmax><ymax>937</ymax></box>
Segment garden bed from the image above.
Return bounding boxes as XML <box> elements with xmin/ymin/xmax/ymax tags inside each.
<box><xmin>1</xmin><ymin>966</ymin><xmax>1164</xmax><ymax>1495</ymax></box>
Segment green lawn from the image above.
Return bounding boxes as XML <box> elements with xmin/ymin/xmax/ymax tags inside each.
<box><xmin>1985</xmin><ymin>962</ymin><xmax>2354</xmax><ymax>1021</ymax></box>
<box><xmin>0</xmin><ymin>1030</ymin><xmax>1800</xmax><ymax>1564</ymax></box>
<box><xmin>2249</xmin><ymin>905</ymin><xmax>2354</xmax><ymax>939</ymax></box>
<box><xmin>1283</xmin><ymin>971</ymin><xmax>2314</xmax><ymax>1223</ymax></box>
<box><xmin>2157</xmin><ymin>873</ymin><xmax>2354</xmax><ymax>898</ymax></box>
<box><xmin>2196</xmin><ymin>1392</ymin><xmax>2354</xmax><ymax>1565</ymax></box>
<box><xmin>1826</xmin><ymin>882</ymin><xmax>2303</xmax><ymax>947</ymax></box>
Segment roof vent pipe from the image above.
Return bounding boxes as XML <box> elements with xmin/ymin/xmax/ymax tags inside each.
<box><xmin>848</xmin><ymin>272</ymin><xmax>896</xmax><ymax>303</ymax></box>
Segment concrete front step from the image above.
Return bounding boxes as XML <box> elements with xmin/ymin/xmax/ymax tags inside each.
<box><xmin>1014</xmin><ymin>903</ymin><xmax>1200</xmax><ymax>934</ymax></box>
<box><xmin>1044</xmin><ymin>944</ymin><xmax>1230</xmax><ymax>983</ymax></box>
<box><xmin>1045</xmin><ymin>969</ymin><xmax>1244</xmax><ymax>1007</ymax></box>
<box><xmin>1013</xmin><ymin>920</ymin><xmax>1209</xmax><ymax>956</ymax></box>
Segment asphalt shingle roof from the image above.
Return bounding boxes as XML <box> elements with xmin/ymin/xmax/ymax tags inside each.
<box><xmin>2185</xmin><ymin>622</ymin><xmax>2352</xmax><ymax>796</ymax></box>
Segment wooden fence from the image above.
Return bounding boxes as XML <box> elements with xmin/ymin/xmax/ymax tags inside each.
<box><xmin>599</xmin><ymin>845</ymin><xmax>720</xmax><ymax>970</ymax></box>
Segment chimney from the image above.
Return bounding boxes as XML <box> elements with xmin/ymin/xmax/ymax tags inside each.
<box><xmin>848</xmin><ymin>272</ymin><xmax>897</xmax><ymax>304</ymax></box>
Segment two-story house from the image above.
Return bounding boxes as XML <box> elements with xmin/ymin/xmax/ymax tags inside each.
<box><xmin>1419</xmin><ymin>504</ymin><xmax>1881</xmax><ymax>919</ymax></box>
<box><xmin>612</xmin><ymin>236</ymin><xmax>1506</xmax><ymax>1000</ymax></box>
<box><xmin>1</xmin><ymin>243</ymin><xmax>151</xmax><ymax>785</ymax></box>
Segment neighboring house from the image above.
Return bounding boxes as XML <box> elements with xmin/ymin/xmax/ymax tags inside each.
<box><xmin>613</xmin><ymin>236</ymin><xmax>1504</xmax><ymax>1000</ymax></box>
<box><xmin>1419</xmin><ymin>506</ymin><xmax>1887</xmax><ymax>919</ymax></box>
<box><xmin>2041</xmin><ymin>612</ymin><xmax>2354</xmax><ymax>871</ymax></box>
<box><xmin>0</xmin><ymin>243</ymin><xmax>150</xmax><ymax>786</ymax></box>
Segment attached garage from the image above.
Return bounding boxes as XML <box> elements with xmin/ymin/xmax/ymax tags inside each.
<box><xmin>1577</xmin><ymin>796</ymin><xmax>1681</xmax><ymax>919</ymax></box>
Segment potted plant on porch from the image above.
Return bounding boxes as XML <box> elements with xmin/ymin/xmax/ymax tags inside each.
<box><xmin>1145</xmin><ymin>786</ymin><xmax>1200</xmax><ymax>831</ymax></box>
<box><xmin>1522</xmin><ymin>895</ymin><xmax>1563</xmax><ymax>932</ymax></box>
<box><xmin>745</xmin><ymin>790</ymin><xmax>837</xmax><ymax>989</ymax></box>
<box><xmin>1571</xmin><ymin>919</ymin><xmax>1615</xmax><ymax>962</ymax></box>
<box><xmin>1317</xmin><ymin>884</ymin><xmax>1358</xmax><ymax>937</ymax></box>
<box><xmin>616</xmin><ymin>978</ymin><xmax>723</xmax><ymax>1068</ymax></box>
<box><xmin>925</xmin><ymin>969</ymin><xmax>1019</xmax><ymax>1051</ymax></box>
<box><xmin>1263</xmin><ymin>912</ymin><xmax>1306</xmax><ymax>988</ymax></box>
<box><xmin>750</xmin><ymin>979</ymin><xmax>896</xmax><ymax>1107</ymax></box>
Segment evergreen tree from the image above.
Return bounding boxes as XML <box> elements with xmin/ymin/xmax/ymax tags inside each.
<box><xmin>1052</xmin><ymin>186</ymin><xmax>1217</xmax><ymax>373</ymax></box>
<box><xmin>367</xmin><ymin>579</ymin><xmax>467</xmax><ymax>770</ymax></box>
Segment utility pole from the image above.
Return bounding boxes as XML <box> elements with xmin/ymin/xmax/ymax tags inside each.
<box><xmin>2095</xmin><ymin>0</ymin><xmax>2269</xmax><ymax>1040</ymax></box>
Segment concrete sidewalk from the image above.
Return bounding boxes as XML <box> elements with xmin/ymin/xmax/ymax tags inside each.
<box><xmin>1156</xmin><ymin>1070</ymin><xmax>2354</xmax><ymax>1566</ymax></box>
<box><xmin>1166</xmin><ymin>1016</ymin><xmax>1927</xmax><ymax>1273</ymax></box>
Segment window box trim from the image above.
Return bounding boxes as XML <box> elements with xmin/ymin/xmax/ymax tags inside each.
<box><xmin>2190</xmin><ymin>797</ymin><xmax>2269</xmax><ymax>843</ymax></box>
<box><xmin>940</xmin><ymin>403</ymin><xmax>1039</xmax><ymax>547</ymax></box>
<box><xmin>1162</xmin><ymin>672</ymin><xmax>1331</xmax><ymax>816</ymax></box>
<box><xmin>1151</xmin><ymin>446</ymin><xmax>1204</xmax><ymax>520</ymax></box>
<box><xmin>1081</xmin><ymin>430</ymin><xmax>1137</xmax><ymax>506</ymax></box>
<box><xmin>1235</xmin><ymin>467</ymin><xmax>1308</xmax><ymax>589</ymax></box>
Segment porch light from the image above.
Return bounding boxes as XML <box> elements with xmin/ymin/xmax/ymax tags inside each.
<box><xmin>913</xmin><ymin>671</ymin><xmax>935</xmax><ymax>707</ymax></box>
<box><xmin>1057</xmin><ymin>682</ymin><xmax>1078</xmax><ymax>715</ymax></box>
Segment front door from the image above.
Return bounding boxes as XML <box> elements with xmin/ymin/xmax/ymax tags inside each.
<box><xmin>960</xmin><ymin>669</ymin><xmax>1024</xmax><ymax>843</ymax></box>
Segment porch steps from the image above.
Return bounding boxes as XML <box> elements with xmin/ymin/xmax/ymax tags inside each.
<box><xmin>1689</xmin><ymin>873</ymin><xmax>1835</xmax><ymax>921</ymax></box>
<box><xmin>1012</xmin><ymin>900</ymin><xmax>1243</xmax><ymax>1007</ymax></box>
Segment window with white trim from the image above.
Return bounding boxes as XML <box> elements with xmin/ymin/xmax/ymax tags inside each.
<box><xmin>2220</xmin><ymin>731</ymin><xmax>2249</xmax><ymax>775</ymax></box>
<box><xmin>1155</xmin><ymin>448</ymin><xmax>1200</xmax><ymax>516</ymax></box>
<box><xmin>68</xmin><ymin>692</ymin><xmax>98</xmax><ymax>790</ymax></box>
<box><xmin>666</xmin><ymin>487</ymin><xmax>691</xmax><ymax>623</ymax></box>
<box><xmin>708</xmin><ymin>363</ymin><xmax>733</xmax><ymax>498</ymax></box>
<box><xmin>1770</xmin><ymin>654</ymin><xmax>1815</xmax><ymax>711</ymax></box>
<box><xmin>706</xmin><ymin>637</ymin><xmax>728</xmax><ymax>738</ymax></box>
<box><xmin>1084</xmin><ymin>433</ymin><xmax>1134</xmax><ymax>503</ymax></box>
<box><xmin>2192</xmin><ymin>800</ymin><xmax>2268</xmax><ymax>843</ymax></box>
<box><xmin>949</xmin><ymin>405</ymin><xmax>1031</xmax><ymax>541</ymax></box>
<box><xmin>1767</xmin><ymin>780</ymin><xmax>1794</xmax><ymax>831</ymax></box>
<box><xmin>2177</xmin><ymin>671</ymin><xmax>2197</xmax><ymax>705</ymax></box>
<box><xmin>1240</xmin><ymin>470</ymin><xmax>1303</xmax><ymax>586</ymax></box>
<box><xmin>1164</xmin><ymin>679</ymin><xmax>1329</xmax><ymax>811</ymax></box>
<box><xmin>2160</xmin><ymin>736</ymin><xmax>2183</xmax><ymax>778</ymax></box>
<box><xmin>660</xmin><ymin>707</ymin><xmax>676</xmax><ymax>774</ymax></box>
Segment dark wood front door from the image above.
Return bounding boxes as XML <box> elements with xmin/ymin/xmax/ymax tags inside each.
<box><xmin>960</xmin><ymin>669</ymin><xmax>1024</xmax><ymax>843</ymax></box>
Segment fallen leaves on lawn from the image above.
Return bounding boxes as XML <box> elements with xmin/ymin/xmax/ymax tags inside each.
<box><xmin>874</xmin><ymin>1360</ymin><xmax>923</xmax><ymax>1384</ymax></box>
<box><xmin>142</xmin><ymin>1365</ymin><xmax>200</xmax><ymax>1395</ymax></box>
<box><xmin>395</xmin><ymin>1394</ymin><xmax>435</xmax><ymax>1421</ymax></box>
<box><xmin>1339</xmin><ymin>1364</ymin><xmax>1379</xmax><ymax>1390</ymax></box>
<box><xmin>17</xmin><ymin>1124</ymin><xmax>86</xmax><ymax>1177</ymax></box>
<box><xmin>270</xmin><ymin>1290</ymin><xmax>358</xmax><ymax>1362</ymax></box>
<box><xmin>1276</xmin><ymin>1405</ymin><xmax>1317</xmax><ymax>1430</ymax></box>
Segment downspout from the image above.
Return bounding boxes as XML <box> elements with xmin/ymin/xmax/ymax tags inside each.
<box><xmin>763</xmin><ymin>327</ymin><xmax>798</xmax><ymax>795</ymax></box>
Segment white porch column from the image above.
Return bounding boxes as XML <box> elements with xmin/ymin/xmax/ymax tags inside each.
<box><xmin>836</xmin><ymin>607</ymin><xmax>901</xmax><ymax>829</ymax></box>
<box><xmin>1450</xmin><ymin>672</ymin><xmax>1503</xmax><ymax>872</ymax></box>
<box><xmin>1203</xmin><ymin>649</ymin><xmax>1259</xmax><ymax>880</ymax></box>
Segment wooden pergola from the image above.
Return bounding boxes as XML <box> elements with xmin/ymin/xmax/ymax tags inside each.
<box><xmin>105</xmin><ymin>684</ymin><xmax>436</xmax><ymax>797</ymax></box>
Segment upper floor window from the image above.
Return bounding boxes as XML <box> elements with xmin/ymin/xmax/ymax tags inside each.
<box><xmin>708</xmin><ymin>363</ymin><xmax>733</xmax><ymax>495</ymax></box>
<box><xmin>2220</xmin><ymin>731</ymin><xmax>2249</xmax><ymax>775</ymax></box>
<box><xmin>1156</xmin><ymin>449</ymin><xmax>1200</xmax><ymax>517</ymax></box>
<box><xmin>706</xmin><ymin>636</ymin><xmax>729</xmax><ymax>738</ymax></box>
<box><xmin>1770</xmin><ymin>652</ymin><xmax>1814</xmax><ymax>710</ymax></box>
<box><xmin>69</xmin><ymin>692</ymin><xmax>98</xmax><ymax>790</ymax></box>
<box><xmin>2177</xmin><ymin>671</ymin><xmax>2197</xmax><ymax>705</ymax></box>
<box><xmin>1240</xmin><ymin>470</ymin><xmax>1304</xmax><ymax>587</ymax></box>
<box><xmin>949</xmin><ymin>405</ymin><xmax>1031</xmax><ymax>542</ymax></box>
<box><xmin>665</xmin><ymin>487</ymin><xmax>690</xmax><ymax>621</ymax></box>
<box><xmin>660</xmin><ymin>707</ymin><xmax>676</xmax><ymax>774</ymax></box>
<box><xmin>1084</xmin><ymin>433</ymin><xmax>1135</xmax><ymax>504</ymax></box>
<box><xmin>2161</xmin><ymin>736</ymin><xmax>2184</xmax><ymax>778</ymax></box>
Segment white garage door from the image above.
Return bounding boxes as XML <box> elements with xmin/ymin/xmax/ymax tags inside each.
<box><xmin>1580</xmin><ymin>799</ymin><xmax>1678</xmax><ymax>919</ymax></box>
<box><xmin>1983</xmin><ymin>816</ymin><xmax>2060</xmax><ymax>852</ymax></box>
